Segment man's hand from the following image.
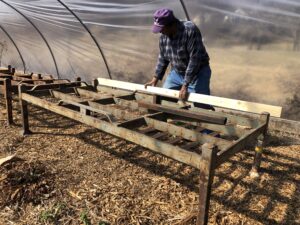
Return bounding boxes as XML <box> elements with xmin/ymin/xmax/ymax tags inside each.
<box><xmin>144</xmin><ymin>77</ymin><xmax>159</xmax><ymax>89</ymax></box>
<box><xmin>179</xmin><ymin>84</ymin><xmax>188</xmax><ymax>101</ymax></box>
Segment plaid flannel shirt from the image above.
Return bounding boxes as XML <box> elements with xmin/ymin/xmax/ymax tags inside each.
<box><xmin>155</xmin><ymin>21</ymin><xmax>209</xmax><ymax>85</ymax></box>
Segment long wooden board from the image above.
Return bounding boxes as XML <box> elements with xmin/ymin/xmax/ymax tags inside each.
<box><xmin>97</xmin><ymin>78</ymin><xmax>282</xmax><ymax>117</ymax></box>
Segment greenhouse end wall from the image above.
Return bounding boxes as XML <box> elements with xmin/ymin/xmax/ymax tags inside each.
<box><xmin>0</xmin><ymin>0</ymin><xmax>299</xmax><ymax>119</ymax></box>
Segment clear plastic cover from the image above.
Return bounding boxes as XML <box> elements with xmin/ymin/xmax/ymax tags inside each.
<box><xmin>63</xmin><ymin>0</ymin><xmax>186</xmax><ymax>82</ymax></box>
<box><xmin>0</xmin><ymin>0</ymin><xmax>299</xmax><ymax>118</ymax></box>
<box><xmin>0</xmin><ymin>2</ymin><xmax>57</xmax><ymax>74</ymax></box>
<box><xmin>0</xmin><ymin>26</ymin><xmax>24</xmax><ymax>69</ymax></box>
<box><xmin>2</xmin><ymin>0</ymin><xmax>110</xmax><ymax>80</ymax></box>
<box><xmin>184</xmin><ymin>0</ymin><xmax>300</xmax><ymax>110</ymax></box>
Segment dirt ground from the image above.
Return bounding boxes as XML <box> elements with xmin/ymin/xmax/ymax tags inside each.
<box><xmin>0</xmin><ymin>98</ymin><xmax>299</xmax><ymax>225</ymax></box>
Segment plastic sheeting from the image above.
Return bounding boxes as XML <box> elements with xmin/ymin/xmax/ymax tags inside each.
<box><xmin>0</xmin><ymin>24</ymin><xmax>24</xmax><ymax>69</ymax></box>
<box><xmin>0</xmin><ymin>0</ymin><xmax>299</xmax><ymax>110</ymax></box>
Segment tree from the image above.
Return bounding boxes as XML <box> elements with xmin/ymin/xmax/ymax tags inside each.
<box><xmin>0</xmin><ymin>40</ymin><xmax>8</xmax><ymax>67</ymax></box>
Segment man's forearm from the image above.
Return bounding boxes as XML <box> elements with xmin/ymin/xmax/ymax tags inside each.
<box><xmin>155</xmin><ymin>60</ymin><xmax>169</xmax><ymax>80</ymax></box>
<box><xmin>184</xmin><ymin>57</ymin><xmax>201</xmax><ymax>85</ymax></box>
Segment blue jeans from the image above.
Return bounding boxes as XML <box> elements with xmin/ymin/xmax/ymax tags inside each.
<box><xmin>163</xmin><ymin>65</ymin><xmax>212</xmax><ymax>109</ymax></box>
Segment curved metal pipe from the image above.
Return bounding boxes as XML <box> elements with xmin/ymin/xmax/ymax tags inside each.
<box><xmin>179</xmin><ymin>0</ymin><xmax>191</xmax><ymax>21</ymax></box>
<box><xmin>0</xmin><ymin>24</ymin><xmax>26</xmax><ymax>73</ymax></box>
<box><xmin>57</xmin><ymin>0</ymin><xmax>112</xmax><ymax>79</ymax></box>
<box><xmin>0</xmin><ymin>0</ymin><xmax>60</xmax><ymax>77</ymax></box>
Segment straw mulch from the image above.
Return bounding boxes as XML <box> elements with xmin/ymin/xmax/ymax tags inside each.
<box><xmin>0</xmin><ymin>99</ymin><xmax>299</xmax><ymax>225</ymax></box>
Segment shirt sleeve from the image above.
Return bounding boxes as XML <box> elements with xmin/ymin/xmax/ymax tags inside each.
<box><xmin>155</xmin><ymin>37</ymin><xmax>169</xmax><ymax>80</ymax></box>
<box><xmin>184</xmin><ymin>26</ymin><xmax>206</xmax><ymax>85</ymax></box>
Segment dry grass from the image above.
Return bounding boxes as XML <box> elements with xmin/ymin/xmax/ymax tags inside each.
<box><xmin>0</xmin><ymin>98</ymin><xmax>299</xmax><ymax>225</ymax></box>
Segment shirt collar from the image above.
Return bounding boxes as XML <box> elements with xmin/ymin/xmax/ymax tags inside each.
<box><xmin>172</xmin><ymin>21</ymin><xmax>184</xmax><ymax>39</ymax></box>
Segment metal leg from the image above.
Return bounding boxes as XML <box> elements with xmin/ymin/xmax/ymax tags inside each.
<box><xmin>19</xmin><ymin>85</ymin><xmax>31</xmax><ymax>135</ymax></box>
<box><xmin>250</xmin><ymin>112</ymin><xmax>270</xmax><ymax>178</ymax></box>
<box><xmin>197</xmin><ymin>143</ymin><xmax>217</xmax><ymax>225</ymax></box>
<box><xmin>250</xmin><ymin>136</ymin><xmax>264</xmax><ymax>178</ymax></box>
<box><xmin>4</xmin><ymin>78</ymin><xmax>13</xmax><ymax>125</ymax></box>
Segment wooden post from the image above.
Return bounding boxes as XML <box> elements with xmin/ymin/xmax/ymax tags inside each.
<box><xmin>93</xmin><ymin>79</ymin><xmax>98</xmax><ymax>92</ymax></box>
<box><xmin>250</xmin><ymin>112</ymin><xmax>270</xmax><ymax>178</ymax></box>
<box><xmin>73</xmin><ymin>77</ymin><xmax>81</xmax><ymax>96</ymax></box>
<box><xmin>153</xmin><ymin>95</ymin><xmax>161</xmax><ymax>104</ymax></box>
<box><xmin>4</xmin><ymin>78</ymin><xmax>13</xmax><ymax>125</ymax></box>
<box><xmin>8</xmin><ymin>65</ymin><xmax>11</xmax><ymax>74</ymax></box>
<box><xmin>197</xmin><ymin>143</ymin><xmax>217</xmax><ymax>225</ymax></box>
<box><xmin>18</xmin><ymin>85</ymin><xmax>31</xmax><ymax>135</ymax></box>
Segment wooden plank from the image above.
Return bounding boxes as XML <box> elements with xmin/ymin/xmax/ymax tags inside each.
<box><xmin>96</xmin><ymin>85</ymin><xmax>135</xmax><ymax>97</ymax></box>
<box><xmin>139</xmin><ymin>127</ymin><xmax>156</xmax><ymax>134</ymax></box>
<box><xmin>51</xmin><ymin>90</ymin><xmax>83</xmax><ymax>103</ymax></box>
<box><xmin>197</xmin><ymin>144</ymin><xmax>217</xmax><ymax>225</ymax></box>
<box><xmin>269</xmin><ymin>117</ymin><xmax>300</xmax><ymax>136</ymax></box>
<box><xmin>181</xmin><ymin>141</ymin><xmax>200</xmax><ymax>150</ymax></box>
<box><xmin>76</xmin><ymin>87</ymin><xmax>113</xmax><ymax>100</ymax></box>
<box><xmin>117</xmin><ymin>117</ymin><xmax>146</xmax><ymax>129</ymax></box>
<box><xmin>4</xmin><ymin>79</ymin><xmax>13</xmax><ymax>125</ymax></box>
<box><xmin>114</xmin><ymin>98</ymin><xmax>147</xmax><ymax>113</ymax></box>
<box><xmin>139</xmin><ymin>102</ymin><xmax>227</xmax><ymax>125</ymax></box>
<box><xmin>216</xmin><ymin>123</ymin><xmax>267</xmax><ymax>166</ymax></box>
<box><xmin>46</xmin><ymin>93</ymin><xmax>116</xmax><ymax>123</ymax></box>
<box><xmin>52</xmin><ymin>90</ymin><xmax>124</xmax><ymax>106</ymax></box>
<box><xmin>171</xmin><ymin>102</ymin><xmax>260</xmax><ymax>128</ymax></box>
<box><xmin>21</xmin><ymin>93</ymin><xmax>203</xmax><ymax>169</ymax></box>
<box><xmin>28</xmin><ymin>82</ymin><xmax>81</xmax><ymax>91</ymax></box>
<box><xmin>0</xmin><ymin>70</ymin><xmax>11</xmax><ymax>75</ymax></box>
<box><xmin>152</xmin><ymin>132</ymin><xmax>167</xmax><ymax>139</ymax></box>
<box><xmin>0</xmin><ymin>75</ymin><xmax>12</xmax><ymax>79</ymax></box>
<box><xmin>144</xmin><ymin>117</ymin><xmax>231</xmax><ymax>151</ymax></box>
<box><xmin>97</xmin><ymin>78</ymin><xmax>282</xmax><ymax>117</ymax></box>
<box><xmin>12</xmin><ymin>80</ymin><xmax>34</xmax><ymax>85</ymax></box>
<box><xmin>0</xmin><ymin>154</ymin><xmax>16</xmax><ymax>166</ymax></box>
<box><xmin>166</xmin><ymin>137</ymin><xmax>183</xmax><ymax>145</ymax></box>
<box><xmin>216</xmin><ymin>108</ymin><xmax>300</xmax><ymax>138</ymax></box>
<box><xmin>196</xmin><ymin>127</ymin><xmax>205</xmax><ymax>132</ymax></box>
<box><xmin>19</xmin><ymin>86</ymin><xmax>31</xmax><ymax>135</ymax></box>
<box><xmin>88</xmin><ymin>101</ymin><xmax>139</xmax><ymax>121</ymax></box>
<box><xmin>209</xmin><ymin>132</ymin><xmax>220</xmax><ymax>137</ymax></box>
<box><xmin>97</xmin><ymin>85</ymin><xmax>153</xmax><ymax>103</ymax></box>
<box><xmin>116</xmin><ymin>112</ymin><xmax>164</xmax><ymax>129</ymax></box>
<box><xmin>14</xmin><ymin>74</ymin><xmax>32</xmax><ymax>79</ymax></box>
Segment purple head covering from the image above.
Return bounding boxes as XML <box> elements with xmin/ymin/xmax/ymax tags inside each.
<box><xmin>152</xmin><ymin>8</ymin><xmax>176</xmax><ymax>33</ymax></box>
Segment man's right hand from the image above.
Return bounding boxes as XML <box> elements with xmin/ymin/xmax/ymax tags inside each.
<box><xmin>144</xmin><ymin>77</ymin><xmax>159</xmax><ymax>89</ymax></box>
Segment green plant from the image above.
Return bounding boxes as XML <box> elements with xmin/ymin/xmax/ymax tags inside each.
<box><xmin>40</xmin><ymin>210</ymin><xmax>55</xmax><ymax>223</ymax></box>
<box><xmin>39</xmin><ymin>202</ymin><xmax>66</xmax><ymax>223</ymax></box>
<box><xmin>98</xmin><ymin>222</ymin><xmax>110</xmax><ymax>225</ymax></box>
<box><xmin>80</xmin><ymin>211</ymin><xmax>92</xmax><ymax>225</ymax></box>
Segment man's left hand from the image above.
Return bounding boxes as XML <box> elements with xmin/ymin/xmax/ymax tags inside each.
<box><xmin>179</xmin><ymin>85</ymin><xmax>188</xmax><ymax>101</ymax></box>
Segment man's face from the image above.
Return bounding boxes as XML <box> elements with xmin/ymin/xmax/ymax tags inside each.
<box><xmin>160</xmin><ymin>25</ymin><xmax>173</xmax><ymax>37</ymax></box>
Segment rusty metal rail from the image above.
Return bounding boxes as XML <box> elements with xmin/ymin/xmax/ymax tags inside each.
<box><xmin>0</xmin><ymin>71</ymin><xmax>80</xmax><ymax>125</ymax></box>
<box><xmin>18</xmin><ymin>83</ymin><xmax>270</xmax><ymax>225</ymax></box>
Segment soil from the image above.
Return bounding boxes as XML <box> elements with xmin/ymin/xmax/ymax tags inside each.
<box><xmin>0</xmin><ymin>98</ymin><xmax>299</xmax><ymax>225</ymax></box>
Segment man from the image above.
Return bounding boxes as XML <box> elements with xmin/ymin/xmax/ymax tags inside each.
<box><xmin>145</xmin><ymin>8</ymin><xmax>212</xmax><ymax>109</ymax></box>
